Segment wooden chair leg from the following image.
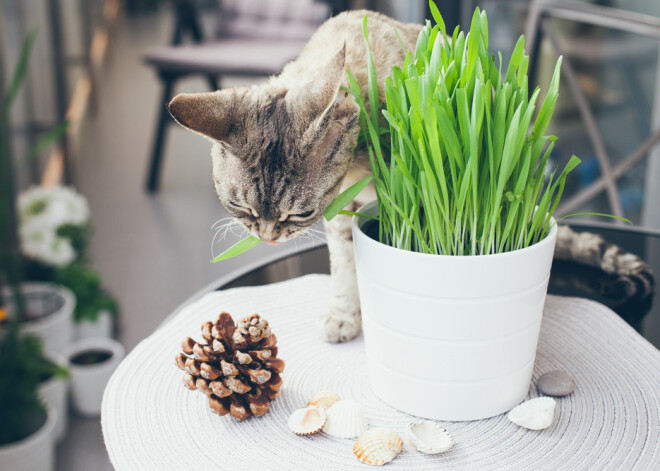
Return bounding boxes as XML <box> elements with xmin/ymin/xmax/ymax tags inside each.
<box><xmin>146</xmin><ymin>77</ymin><xmax>176</xmax><ymax>193</ymax></box>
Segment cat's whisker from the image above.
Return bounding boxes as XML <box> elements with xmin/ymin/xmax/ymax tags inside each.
<box><xmin>211</xmin><ymin>217</ymin><xmax>234</xmax><ymax>230</ymax></box>
<box><xmin>307</xmin><ymin>228</ymin><xmax>327</xmax><ymax>238</ymax></box>
<box><xmin>304</xmin><ymin>228</ymin><xmax>327</xmax><ymax>244</ymax></box>
<box><xmin>228</xmin><ymin>222</ymin><xmax>248</xmax><ymax>238</ymax></box>
<box><xmin>210</xmin><ymin>219</ymin><xmax>244</xmax><ymax>258</ymax></box>
<box><xmin>211</xmin><ymin>224</ymin><xmax>233</xmax><ymax>257</ymax></box>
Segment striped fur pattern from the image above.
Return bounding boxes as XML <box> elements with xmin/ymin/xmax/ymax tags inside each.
<box><xmin>555</xmin><ymin>226</ymin><xmax>654</xmax><ymax>299</ymax></box>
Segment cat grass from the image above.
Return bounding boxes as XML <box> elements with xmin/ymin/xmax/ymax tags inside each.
<box><xmin>346</xmin><ymin>3</ymin><xmax>580</xmax><ymax>256</ymax></box>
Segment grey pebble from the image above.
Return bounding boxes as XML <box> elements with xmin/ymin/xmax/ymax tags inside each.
<box><xmin>537</xmin><ymin>370</ymin><xmax>575</xmax><ymax>397</ymax></box>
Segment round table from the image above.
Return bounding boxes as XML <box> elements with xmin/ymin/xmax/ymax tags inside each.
<box><xmin>103</xmin><ymin>223</ymin><xmax>660</xmax><ymax>470</ymax></box>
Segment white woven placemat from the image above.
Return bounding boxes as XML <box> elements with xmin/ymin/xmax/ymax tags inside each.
<box><xmin>102</xmin><ymin>274</ymin><xmax>660</xmax><ymax>470</ymax></box>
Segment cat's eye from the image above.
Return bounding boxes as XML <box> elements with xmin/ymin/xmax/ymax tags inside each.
<box><xmin>228</xmin><ymin>201</ymin><xmax>257</xmax><ymax>218</ymax></box>
<box><xmin>287</xmin><ymin>209</ymin><xmax>315</xmax><ymax>222</ymax></box>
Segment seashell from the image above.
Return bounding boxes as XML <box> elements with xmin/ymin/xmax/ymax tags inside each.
<box><xmin>405</xmin><ymin>420</ymin><xmax>453</xmax><ymax>454</ymax></box>
<box><xmin>288</xmin><ymin>405</ymin><xmax>326</xmax><ymax>436</ymax></box>
<box><xmin>353</xmin><ymin>428</ymin><xmax>403</xmax><ymax>466</ymax></box>
<box><xmin>307</xmin><ymin>391</ymin><xmax>341</xmax><ymax>411</ymax></box>
<box><xmin>323</xmin><ymin>399</ymin><xmax>368</xmax><ymax>439</ymax></box>
<box><xmin>508</xmin><ymin>397</ymin><xmax>556</xmax><ymax>430</ymax></box>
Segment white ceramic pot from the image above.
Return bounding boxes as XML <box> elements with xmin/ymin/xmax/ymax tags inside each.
<box><xmin>352</xmin><ymin>201</ymin><xmax>558</xmax><ymax>421</ymax></box>
<box><xmin>0</xmin><ymin>406</ymin><xmax>57</xmax><ymax>471</ymax></box>
<box><xmin>62</xmin><ymin>337</ymin><xmax>125</xmax><ymax>417</ymax></box>
<box><xmin>3</xmin><ymin>282</ymin><xmax>75</xmax><ymax>353</ymax></box>
<box><xmin>39</xmin><ymin>351</ymin><xmax>69</xmax><ymax>442</ymax></box>
<box><xmin>74</xmin><ymin>310</ymin><xmax>114</xmax><ymax>340</ymax></box>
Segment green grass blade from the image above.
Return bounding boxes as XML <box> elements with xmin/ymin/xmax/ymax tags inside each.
<box><xmin>4</xmin><ymin>29</ymin><xmax>37</xmax><ymax>114</ymax></box>
<box><xmin>324</xmin><ymin>177</ymin><xmax>373</xmax><ymax>221</ymax></box>
<box><xmin>338</xmin><ymin>210</ymin><xmax>378</xmax><ymax>220</ymax></box>
<box><xmin>211</xmin><ymin>236</ymin><xmax>262</xmax><ymax>262</ymax></box>
<box><xmin>363</xmin><ymin>16</ymin><xmax>381</xmax><ymax>133</ymax></box>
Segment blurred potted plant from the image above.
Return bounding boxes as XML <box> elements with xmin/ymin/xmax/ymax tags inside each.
<box><xmin>0</xmin><ymin>31</ymin><xmax>76</xmax><ymax>354</ymax></box>
<box><xmin>347</xmin><ymin>4</ymin><xmax>584</xmax><ymax>420</ymax></box>
<box><xmin>62</xmin><ymin>337</ymin><xmax>125</xmax><ymax>417</ymax></box>
<box><xmin>17</xmin><ymin>185</ymin><xmax>118</xmax><ymax>340</ymax></box>
<box><xmin>0</xmin><ymin>321</ymin><xmax>66</xmax><ymax>470</ymax></box>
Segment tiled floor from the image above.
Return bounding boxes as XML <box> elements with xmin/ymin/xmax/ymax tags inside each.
<box><xmin>56</xmin><ymin>6</ymin><xmax>319</xmax><ymax>469</ymax></box>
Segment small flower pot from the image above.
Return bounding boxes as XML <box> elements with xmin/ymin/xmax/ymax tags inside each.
<box><xmin>3</xmin><ymin>282</ymin><xmax>75</xmax><ymax>354</ymax></box>
<box><xmin>352</xmin><ymin>201</ymin><xmax>558</xmax><ymax>421</ymax></box>
<box><xmin>0</xmin><ymin>406</ymin><xmax>57</xmax><ymax>471</ymax></box>
<box><xmin>74</xmin><ymin>309</ymin><xmax>114</xmax><ymax>340</ymax></box>
<box><xmin>62</xmin><ymin>338</ymin><xmax>125</xmax><ymax>417</ymax></box>
<box><xmin>39</xmin><ymin>351</ymin><xmax>69</xmax><ymax>442</ymax></box>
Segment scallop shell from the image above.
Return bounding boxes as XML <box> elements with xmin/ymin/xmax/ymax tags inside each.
<box><xmin>323</xmin><ymin>399</ymin><xmax>368</xmax><ymax>439</ymax></box>
<box><xmin>405</xmin><ymin>421</ymin><xmax>453</xmax><ymax>454</ymax></box>
<box><xmin>353</xmin><ymin>428</ymin><xmax>404</xmax><ymax>466</ymax></box>
<box><xmin>508</xmin><ymin>397</ymin><xmax>556</xmax><ymax>430</ymax></box>
<box><xmin>288</xmin><ymin>405</ymin><xmax>326</xmax><ymax>435</ymax></box>
<box><xmin>307</xmin><ymin>391</ymin><xmax>341</xmax><ymax>411</ymax></box>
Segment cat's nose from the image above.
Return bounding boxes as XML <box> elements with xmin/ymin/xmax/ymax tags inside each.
<box><xmin>259</xmin><ymin>220</ymin><xmax>281</xmax><ymax>242</ymax></box>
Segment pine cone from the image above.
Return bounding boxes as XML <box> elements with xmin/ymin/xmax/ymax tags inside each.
<box><xmin>175</xmin><ymin>312</ymin><xmax>284</xmax><ymax>421</ymax></box>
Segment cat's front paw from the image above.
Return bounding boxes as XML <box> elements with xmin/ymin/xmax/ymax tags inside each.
<box><xmin>318</xmin><ymin>311</ymin><xmax>361</xmax><ymax>343</ymax></box>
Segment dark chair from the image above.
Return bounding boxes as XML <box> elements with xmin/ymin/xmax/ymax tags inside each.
<box><xmin>144</xmin><ymin>0</ymin><xmax>330</xmax><ymax>192</ymax></box>
<box><xmin>525</xmin><ymin>0</ymin><xmax>660</xmax><ymax>222</ymax></box>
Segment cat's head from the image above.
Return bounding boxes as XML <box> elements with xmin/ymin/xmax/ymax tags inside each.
<box><xmin>168</xmin><ymin>45</ymin><xmax>360</xmax><ymax>243</ymax></box>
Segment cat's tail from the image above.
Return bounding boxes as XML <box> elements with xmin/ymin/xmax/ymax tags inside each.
<box><xmin>554</xmin><ymin>225</ymin><xmax>655</xmax><ymax>299</ymax></box>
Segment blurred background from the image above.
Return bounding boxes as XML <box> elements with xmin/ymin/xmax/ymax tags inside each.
<box><xmin>1</xmin><ymin>0</ymin><xmax>659</xmax><ymax>469</ymax></box>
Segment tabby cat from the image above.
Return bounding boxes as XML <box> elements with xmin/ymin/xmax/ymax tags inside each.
<box><xmin>168</xmin><ymin>10</ymin><xmax>654</xmax><ymax>343</ymax></box>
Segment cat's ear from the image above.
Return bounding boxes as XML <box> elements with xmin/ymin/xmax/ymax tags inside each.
<box><xmin>167</xmin><ymin>90</ymin><xmax>242</xmax><ymax>142</ymax></box>
<box><xmin>313</xmin><ymin>43</ymin><xmax>347</xmax><ymax>113</ymax></box>
<box><xmin>308</xmin><ymin>44</ymin><xmax>359</xmax><ymax>131</ymax></box>
<box><xmin>292</xmin><ymin>44</ymin><xmax>347</xmax><ymax>118</ymax></box>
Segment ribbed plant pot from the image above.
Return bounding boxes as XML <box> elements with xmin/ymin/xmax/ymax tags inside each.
<box><xmin>39</xmin><ymin>351</ymin><xmax>69</xmax><ymax>442</ymax></box>
<box><xmin>62</xmin><ymin>337</ymin><xmax>125</xmax><ymax>417</ymax></box>
<box><xmin>74</xmin><ymin>310</ymin><xmax>114</xmax><ymax>340</ymax></box>
<box><xmin>3</xmin><ymin>283</ymin><xmax>75</xmax><ymax>354</ymax></box>
<box><xmin>352</xmin><ymin>201</ymin><xmax>557</xmax><ymax>421</ymax></box>
<box><xmin>0</xmin><ymin>406</ymin><xmax>57</xmax><ymax>471</ymax></box>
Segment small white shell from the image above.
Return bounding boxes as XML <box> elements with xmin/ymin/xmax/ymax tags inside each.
<box><xmin>307</xmin><ymin>391</ymin><xmax>341</xmax><ymax>411</ymax></box>
<box><xmin>353</xmin><ymin>428</ymin><xmax>404</xmax><ymax>466</ymax></box>
<box><xmin>508</xmin><ymin>397</ymin><xmax>556</xmax><ymax>430</ymax></box>
<box><xmin>323</xmin><ymin>399</ymin><xmax>368</xmax><ymax>439</ymax></box>
<box><xmin>288</xmin><ymin>405</ymin><xmax>326</xmax><ymax>435</ymax></box>
<box><xmin>405</xmin><ymin>420</ymin><xmax>453</xmax><ymax>454</ymax></box>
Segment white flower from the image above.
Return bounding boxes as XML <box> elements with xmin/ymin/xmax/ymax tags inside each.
<box><xmin>47</xmin><ymin>238</ymin><xmax>76</xmax><ymax>266</ymax></box>
<box><xmin>20</xmin><ymin>226</ymin><xmax>76</xmax><ymax>267</ymax></box>
<box><xmin>17</xmin><ymin>185</ymin><xmax>90</xmax><ymax>267</ymax></box>
<box><xmin>18</xmin><ymin>185</ymin><xmax>90</xmax><ymax>228</ymax></box>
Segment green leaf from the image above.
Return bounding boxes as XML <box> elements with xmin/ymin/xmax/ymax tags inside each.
<box><xmin>4</xmin><ymin>29</ymin><xmax>38</xmax><ymax>114</ymax></box>
<box><xmin>324</xmin><ymin>177</ymin><xmax>373</xmax><ymax>221</ymax></box>
<box><xmin>338</xmin><ymin>210</ymin><xmax>378</xmax><ymax>220</ymax></box>
<box><xmin>211</xmin><ymin>236</ymin><xmax>262</xmax><ymax>262</ymax></box>
<box><xmin>363</xmin><ymin>16</ymin><xmax>380</xmax><ymax>134</ymax></box>
<box><xmin>429</xmin><ymin>1</ymin><xmax>446</xmax><ymax>36</ymax></box>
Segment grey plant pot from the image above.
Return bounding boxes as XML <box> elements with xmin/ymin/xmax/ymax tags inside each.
<box><xmin>3</xmin><ymin>282</ymin><xmax>76</xmax><ymax>354</ymax></box>
<box><xmin>0</xmin><ymin>406</ymin><xmax>57</xmax><ymax>471</ymax></box>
